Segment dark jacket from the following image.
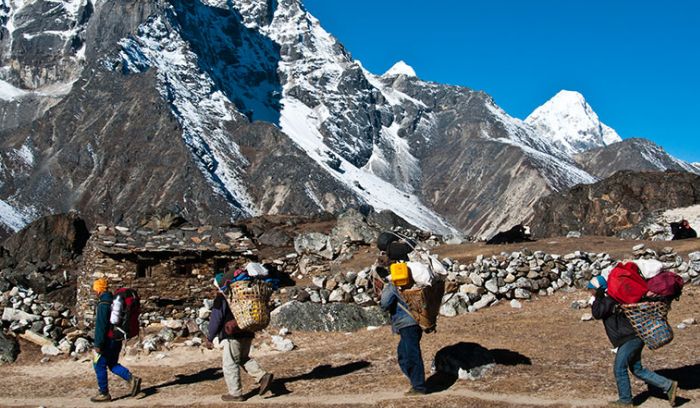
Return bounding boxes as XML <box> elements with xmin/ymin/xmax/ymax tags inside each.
<box><xmin>380</xmin><ymin>283</ymin><xmax>418</xmax><ymax>334</ymax></box>
<box><xmin>207</xmin><ymin>293</ymin><xmax>254</xmax><ymax>342</ymax></box>
<box><xmin>94</xmin><ymin>291</ymin><xmax>114</xmax><ymax>349</ymax></box>
<box><xmin>591</xmin><ymin>291</ymin><xmax>638</xmax><ymax>347</ymax></box>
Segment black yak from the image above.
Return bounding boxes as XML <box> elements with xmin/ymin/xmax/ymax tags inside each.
<box><xmin>486</xmin><ymin>225</ymin><xmax>533</xmax><ymax>245</ymax></box>
<box><xmin>671</xmin><ymin>220</ymin><xmax>697</xmax><ymax>240</ymax></box>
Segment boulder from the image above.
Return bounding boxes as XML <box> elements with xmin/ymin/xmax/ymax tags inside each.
<box><xmin>41</xmin><ymin>344</ymin><xmax>61</xmax><ymax>356</ymax></box>
<box><xmin>270</xmin><ymin>301</ymin><xmax>388</xmax><ymax>332</ymax></box>
<box><xmin>74</xmin><ymin>337</ymin><xmax>90</xmax><ymax>354</ymax></box>
<box><xmin>330</xmin><ymin>209</ymin><xmax>377</xmax><ymax>247</ymax></box>
<box><xmin>271</xmin><ymin>335</ymin><xmax>294</xmax><ymax>352</ymax></box>
<box><xmin>257</xmin><ymin>229</ymin><xmax>293</xmax><ymax>247</ymax></box>
<box><xmin>158</xmin><ymin>328</ymin><xmax>176</xmax><ymax>342</ymax></box>
<box><xmin>470</xmin><ymin>294</ymin><xmax>496</xmax><ymax>312</ymax></box>
<box><xmin>294</xmin><ymin>233</ymin><xmax>333</xmax><ymax>260</ymax></box>
<box><xmin>2</xmin><ymin>308</ymin><xmax>41</xmax><ymax>322</ymax></box>
<box><xmin>432</xmin><ymin>342</ymin><xmax>496</xmax><ymax>380</ymax></box>
<box><xmin>328</xmin><ymin>288</ymin><xmax>345</xmax><ymax>303</ymax></box>
<box><xmin>19</xmin><ymin>331</ymin><xmax>54</xmax><ymax>347</ymax></box>
<box><xmin>0</xmin><ymin>331</ymin><xmax>19</xmax><ymax>364</ymax></box>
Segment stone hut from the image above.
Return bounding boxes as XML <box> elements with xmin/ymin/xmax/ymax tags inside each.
<box><xmin>76</xmin><ymin>223</ymin><xmax>258</xmax><ymax>327</ymax></box>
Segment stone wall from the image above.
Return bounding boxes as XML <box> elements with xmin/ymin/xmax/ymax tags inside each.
<box><xmin>76</xmin><ymin>245</ymin><xmax>254</xmax><ymax>327</ymax></box>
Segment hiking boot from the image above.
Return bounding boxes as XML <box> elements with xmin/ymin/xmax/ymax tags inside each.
<box><xmin>129</xmin><ymin>375</ymin><xmax>142</xmax><ymax>397</ymax></box>
<box><xmin>667</xmin><ymin>381</ymin><xmax>678</xmax><ymax>407</ymax></box>
<box><xmin>404</xmin><ymin>388</ymin><xmax>427</xmax><ymax>396</ymax></box>
<box><xmin>258</xmin><ymin>373</ymin><xmax>274</xmax><ymax>395</ymax></box>
<box><xmin>221</xmin><ymin>394</ymin><xmax>246</xmax><ymax>402</ymax></box>
<box><xmin>90</xmin><ymin>392</ymin><xmax>111</xmax><ymax>403</ymax></box>
<box><xmin>607</xmin><ymin>401</ymin><xmax>633</xmax><ymax>407</ymax></box>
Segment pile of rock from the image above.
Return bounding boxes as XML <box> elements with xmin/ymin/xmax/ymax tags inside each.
<box><xmin>687</xmin><ymin>251</ymin><xmax>700</xmax><ymax>285</ymax></box>
<box><xmin>0</xmin><ymin>285</ymin><xmax>93</xmax><ymax>360</ymax></box>
<box><xmin>0</xmin><ymin>284</ymin><xmax>218</xmax><ymax>360</ymax></box>
<box><xmin>275</xmin><ymin>245</ymin><xmax>699</xmax><ymax>321</ymax></box>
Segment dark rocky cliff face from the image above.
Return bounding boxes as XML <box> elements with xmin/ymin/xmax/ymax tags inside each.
<box><xmin>530</xmin><ymin>171</ymin><xmax>700</xmax><ymax>238</ymax></box>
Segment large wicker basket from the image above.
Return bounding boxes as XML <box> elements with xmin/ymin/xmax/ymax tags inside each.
<box><xmin>621</xmin><ymin>301</ymin><xmax>673</xmax><ymax>350</ymax></box>
<box><xmin>399</xmin><ymin>280</ymin><xmax>445</xmax><ymax>332</ymax></box>
<box><xmin>227</xmin><ymin>280</ymin><xmax>273</xmax><ymax>332</ymax></box>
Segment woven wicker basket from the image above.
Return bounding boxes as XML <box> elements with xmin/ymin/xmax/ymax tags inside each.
<box><xmin>399</xmin><ymin>280</ymin><xmax>445</xmax><ymax>332</ymax></box>
<box><xmin>227</xmin><ymin>280</ymin><xmax>273</xmax><ymax>332</ymax></box>
<box><xmin>621</xmin><ymin>301</ymin><xmax>673</xmax><ymax>350</ymax></box>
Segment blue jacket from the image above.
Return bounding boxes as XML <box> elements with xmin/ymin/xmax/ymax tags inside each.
<box><xmin>380</xmin><ymin>283</ymin><xmax>418</xmax><ymax>334</ymax></box>
<box><xmin>94</xmin><ymin>291</ymin><xmax>113</xmax><ymax>349</ymax></box>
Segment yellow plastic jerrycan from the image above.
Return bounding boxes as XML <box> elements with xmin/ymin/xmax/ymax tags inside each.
<box><xmin>390</xmin><ymin>262</ymin><xmax>411</xmax><ymax>286</ymax></box>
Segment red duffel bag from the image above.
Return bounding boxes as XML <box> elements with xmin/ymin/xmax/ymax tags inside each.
<box><xmin>647</xmin><ymin>271</ymin><xmax>684</xmax><ymax>298</ymax></box>
<box><xmin>607</xmin><ymin>262</ymin><xmax>649</xmax><ymax>304</ymax></box>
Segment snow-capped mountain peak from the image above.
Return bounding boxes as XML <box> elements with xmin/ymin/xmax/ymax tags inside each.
<box><xmin>383</xmin><ymin>60</ymin><xmax>417</xmax><ymax>78</ymax></box>
<box><xmin>525</xmin><ymin>90</ymin><xmax>622</xmax><ymax>157</ymax></box>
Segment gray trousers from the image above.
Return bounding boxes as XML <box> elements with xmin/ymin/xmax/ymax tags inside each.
<box><xmin>221</xmin><ymin>338</ymin><xmax>267</xmax><ymax>397</ymax></box>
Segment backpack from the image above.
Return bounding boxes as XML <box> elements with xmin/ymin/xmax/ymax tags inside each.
<box><xmin>607</xmin><ymin>262</ymin><xmax>649</xmax><ymax>304</ymax></box>
<box><xmin>109</xmin><ymin>288</ymin><xmax>141</xmax><ymax>340</ymax></box>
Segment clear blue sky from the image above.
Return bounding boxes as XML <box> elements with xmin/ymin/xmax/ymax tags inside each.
<box><xmin>303</xmin><ymin>0</ymin><xmax>700</xmax><ymax>163</ymax></box>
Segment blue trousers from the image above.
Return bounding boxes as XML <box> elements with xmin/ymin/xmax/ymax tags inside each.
<box><xmin>94</xmin><ymin>339</ymin><xmax>132</xmax><ymax>393</ymax></box>
<box><xmin>614</xmin><ymin>337</ymin><xmax>672</xmax><ymax>403</ymax></box>
<box><xmin>397</xmin><ymin>326</ymin><xmax>426</xmax><ymax>392</ymax></box>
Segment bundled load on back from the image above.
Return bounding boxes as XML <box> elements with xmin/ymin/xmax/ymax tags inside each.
<box><xmin>374</xmin><ymin>231</ymin><xmax>447</xmax><ymax>333</ymax></box>
<box><xmin>108</xmin><ymin>288</ymin><xmax>141</xmax><ymax>341</ymax></box>
<box><xmin>605</xmin><ymin>260</ymin><xmax>684</xmax><ymax>350</ymax></box>
<box><xmin>216</xmin><ymin>263</ymin><xmax>277</xmax><ymax>332</ymax></box>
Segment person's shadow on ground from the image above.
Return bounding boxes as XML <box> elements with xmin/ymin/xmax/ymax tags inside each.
<box><xmin>425</xmin><ymin>342</ymin><xmax>532</xmax><ymax>394</ymax></box>
<box><xmin>128</xmin><ymin>361</ymin><xmax>371</xmax><ymax>401</ymax></box>
<box><xmin>632</xmin><ymin>364</ymin><xmax>699</xmax><ymax>407</ymax></box>
<box><xmin>123</xmin><ymin>367</ymin><xmax>223</xmax><ymax>400</ymax></box>
<box><xmin>245</xmin><ymin>360</ymin><xmax>372</xmax><ymax>399</ymax></box>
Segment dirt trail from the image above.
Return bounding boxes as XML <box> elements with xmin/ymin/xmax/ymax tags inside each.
<box><xmin>0</xmin><ymin>388</ymin><xmax>609</xmax><ymax>407</ymax></box>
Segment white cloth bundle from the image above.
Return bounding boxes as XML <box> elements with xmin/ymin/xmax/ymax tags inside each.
<box><xmin>246</xmin><ymin>262</ymin><xmax>269</xmax><ymax>277</ymax></box>
<box><xmin>633</xmin><ymin>259</ymin><xmax>664</xmax><ymax>280</ymax></box>
<box><xmin>407</xmin><ymin>261</ymin><xmax>436</xmax><ymax>286</ymax></box>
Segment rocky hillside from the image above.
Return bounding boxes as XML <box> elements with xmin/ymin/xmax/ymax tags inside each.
<box><xmin>0</xmin><ymin>0</ymin><xmax>697</xmax><ymax>239</ymax></box>
<box><xmin>574</xmin><ymin>138</ymin><xmax>699</xmax><ymax>179</ymax></box>
<box><xmin>530</xmin><ymin>171</ymin><xmax>700</xmax><ymax>238</ymax></box>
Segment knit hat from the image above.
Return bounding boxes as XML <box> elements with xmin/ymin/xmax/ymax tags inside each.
<box><xmin>214</xmin><ymin>272</ymin><xmax>235</xmax><ymax>291</ymax></box>
<box><xmin>92</xmin><ymin>278</ymin><xmax>108</xmax><ymax>293</ymax></box>
<box><xmin>587</xmin><ymin>275</ymin><xmax>607</xmax><ymax>290</ymax></box>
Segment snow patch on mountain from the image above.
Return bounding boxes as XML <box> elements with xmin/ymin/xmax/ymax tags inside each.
<box><xmin>0</xmin><ymin>198</ymin><xmax>34</xmax><ymax>232</ymax></box>
<box><xmin>0</xmin><ymin>79</ymin><xmax>26</xmax><ymax>100</ymax></box>
<box><xmin>280</xmin><ymin>98</ymin><xmax>458</xmax><ymax>235</ymax></box>
<box><xmin>525</xmin><ymin>90</ymin><xmax>622</xmax><ymax>157</ymax></box>
<box><xmin>384</xmin><ymin>61</ymin><xmax>417</xmax><ymax>78</ymax></box>
<box><xmin>362</xmin><ymin>122</ymin><xmax>421</xmax><ymax>193</ymax></box>
<box><xmin>116</xmin><ymin>13</ymin><xmax>256</xmax><ymax>218</ymax></box>
<box><xmin>13</xmin><ymin>144</ymin><xmax>33</xmax><ymax>167</ymax></box>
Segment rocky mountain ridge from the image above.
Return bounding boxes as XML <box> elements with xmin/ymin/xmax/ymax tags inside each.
<box><xmin>530</xmin><ymin>171</ymin><xmax>700</xmax><ymax>238</ymax></box>
<box><xmin>0</xmin><ymin>0</ymin><xmax>697</xmax><ymax>239</ymax></box>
